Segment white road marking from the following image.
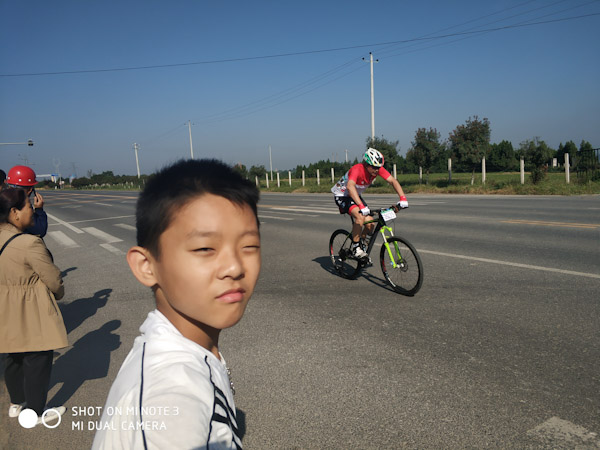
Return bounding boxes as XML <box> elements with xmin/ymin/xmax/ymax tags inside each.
<box><xmin>82</xmin><ymin>227</ymin><xmax>123</xmax><ymax>243</ymax></box>
<box><xmin>46</xmin><ymin>213</ymin><xmax>84</xmax><ymax>234</ymax></box>
<box><xmin>67</xmin><ymin>214</ymin><xmax>135</xmax><ymax>224</ymax></box>
<box><xmin>60</xmin><ymin>205</ymin><xmax>82</xmax><ymax>209</ymax></box>
<box><xmin>47</xmin><ymin>231</ymin><xmax>79</xmax><ymax>248</ymax></box>
<box><xmin>114</xmin><ymin>223</ymin><xmax>136</xmax><ymax>231</ymax></box>
<box><xmin>527</xmin><ymin>417</ymin><xmax>600</xmax><ymax>447</ymax></box>
<box><xmin>94</xmin><ymin>202</ymin><xmax>113</xmax><ymax>207</ymax></box>
<box><xmin>257</xmin><ymin>215</ymin><xmax>294</xmax><ymax>221</ymax></box>
<box><xmin>100</xmin><ymin>243</ymin><xmax>124</xmax><ymax>255</ymax></box>
<box><xmin>270</xmin><ymin>207</ymin><xmax>340</xmax><ymax>215</ymax></box>
<box><xmin>419</xmin><ymin>249</ymin><xmax>600</xmax><ymax>279</ymax></box>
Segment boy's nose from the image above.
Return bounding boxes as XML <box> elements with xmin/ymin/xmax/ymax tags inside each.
<box><xmin>218</xmin><ymin>250</ymin><xmax>244</xmax><ymax>280</ymax></box>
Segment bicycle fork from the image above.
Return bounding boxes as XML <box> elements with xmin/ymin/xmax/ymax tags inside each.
<box><xmin>380</xmin><ymin>226</ymin><xmax>405</xmax><ymax>269</ymax></box>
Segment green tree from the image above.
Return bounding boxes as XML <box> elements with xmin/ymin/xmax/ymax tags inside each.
<box><xmin>248</xmin><ymin>165</ymin><xmax>266</xmax><ymax>180</ymax></box>
<box><xmin>406</xmin><ymin>128</ymin><xmax>443</xmax><ymax>184</ymax></box>
<box><xmin>556</xmin><ymin>141</ymin><xmax>577</xmax><ymax>166</ymax></box>
<box><xmin>448</xmin><ymin>116</ymin><xmax>491</xmax><ymax>184</ymax></box>
<box><xmin>488</xmin><ymin>140</ymin><xmax>517</xmax><ymax>171</ymax></box>
<box><xmin>233</xmin><ymin>163</ymin><xmax>248</xmax><ymax>179</ymax></box>
<box><xmin>520</xmin><ymin>138</ymin><xmax>553</xmax><ymax>184</ymax></box>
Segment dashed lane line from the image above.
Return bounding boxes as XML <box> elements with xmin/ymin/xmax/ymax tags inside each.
<box><xmin>94</xmin><ymin>202</ymin><xmax>114</xmax><ymax>207</ymax></box>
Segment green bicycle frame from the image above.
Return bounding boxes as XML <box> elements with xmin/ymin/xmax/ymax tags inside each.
<box><xmin>363</xmin><ymin>215</ymin><xmax>404</xmax><ymax>269</ymax></box>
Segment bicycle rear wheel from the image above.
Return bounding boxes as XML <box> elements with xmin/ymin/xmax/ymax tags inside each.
<box><xmin>329</xmin><ymin>229</ymin><xmax>362</xmax><ymax>279</ymax></box>
<box><xmin>380</xmin><ymin>236</ymin><xmax>423</xmax><ymax>295</ymax></box>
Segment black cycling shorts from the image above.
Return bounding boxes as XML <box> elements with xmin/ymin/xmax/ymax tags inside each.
<box><xmin>334</xmin><ymin>196</ymin><xmax>367</xmax><ymax>214</ymax></box>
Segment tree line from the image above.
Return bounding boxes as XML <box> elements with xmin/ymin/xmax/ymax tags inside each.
<box><xmin>237</xmin><ymin>116</ymin><xmax>596</xmax><ymax>185</ymax></box>
<box><xmin>65</xmin><ymin>116</ymin><xmax>596</xmax><ymax>188</ymax></box>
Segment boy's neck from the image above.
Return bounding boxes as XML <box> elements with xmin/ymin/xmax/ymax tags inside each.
<box><xmin>156</xmin><ymin>302</ymin><xmax>221</xmax><ymax>359</ymax></box>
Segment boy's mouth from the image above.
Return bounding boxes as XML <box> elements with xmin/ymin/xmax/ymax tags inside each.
<box><xmin>217</xmin><ymin>288</ymin><xmax>245</xmax><ymax>303</ymax></box>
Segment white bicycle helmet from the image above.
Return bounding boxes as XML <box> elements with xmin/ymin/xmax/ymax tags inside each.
<box><xmin>363</xmin><ymin>148</ymin><xmax>384</xmax><ymax>167</ymax></box>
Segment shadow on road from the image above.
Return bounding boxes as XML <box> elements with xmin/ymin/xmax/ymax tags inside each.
<box><xmin>47</xmin><ymin>320</ymin><xmax>121</xmax><ymax>408</ymax></box>
<box><xmin>313</xmin><ymin>255</ymin><xmax>396</xmax><ymax>293</ymax></box>
<box><xmin>312</xmin><ymin>256</ymin><xmax>338</xmax><ymax>276</ymax></box>
<box><xmin>61</xmin><ymin>266</ymin><xmax>77</xmax><ymax>278</ymax></box>
<box><xmin>60</xmin><ymin>288</ymin><xmax>111</xmax><ymax>334</ymax></box>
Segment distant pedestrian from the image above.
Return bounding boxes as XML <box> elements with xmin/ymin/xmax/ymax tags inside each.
<box><xmin>6</xmin><ymin>165</ymin><xmax>47</xmax><ymax>237</ymax></box>
<box><xmin>0</xmin><ymin>187</ymin><xmax>68</xmax><ymax>426</ymax></box>
<box><xmin>93</xmin><ymin>159</ymin><xmax>261</xmax><ymax>449</ymax></box>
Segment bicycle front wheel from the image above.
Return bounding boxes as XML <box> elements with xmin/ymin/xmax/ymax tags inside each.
<box><xmin>329</xmin><ymin>229</ymin><xmax>362</xmax><ymax>279</ymax></box>
<box><xmin>380</xmin><ymin>236</ymin><xmax>423</xmax><ymax>295</ymax></box>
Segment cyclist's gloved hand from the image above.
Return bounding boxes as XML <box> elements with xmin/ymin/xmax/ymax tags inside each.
<box><xmin>397</xmin><ymin>195</ymin><xmax>409</xmax><ymax>209</ymax></box>
<box><xmin>359</xmin><ymin>204</ymin><xmax>371</xmax><ymax>216</ymax></box>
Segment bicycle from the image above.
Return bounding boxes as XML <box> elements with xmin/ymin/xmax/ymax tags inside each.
<box><xmin>328</xmin><ymin>206</ymin><xmax>424</xmax><ymax>296</ymax></box>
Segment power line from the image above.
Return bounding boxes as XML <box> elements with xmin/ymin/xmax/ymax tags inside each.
<box><xmin>1</xmin><ymin>12</ymin><xmax>598</xmax><ymax>78</ymax></box>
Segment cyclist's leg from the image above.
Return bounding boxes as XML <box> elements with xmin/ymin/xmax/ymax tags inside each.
<box><xmin>349</xmin><ymin>205</ymin><xmax>365</xmax><ymax>243</ymax></box>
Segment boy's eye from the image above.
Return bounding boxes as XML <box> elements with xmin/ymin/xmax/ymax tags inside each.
<box><xmin>194</xmin><ymin>247</ymin><xmax>214</xmax><ymax>253</ymax></box>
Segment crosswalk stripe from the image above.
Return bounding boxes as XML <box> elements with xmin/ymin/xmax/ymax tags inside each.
<box><xmin>100</xmin><ymin>243</ymin><xmax>124</xmax><ymax>255</ymax></box>
<box><xmin>82</xmin><ymin>227</ymin><xmax>123</xmax><ymax>243</ymax></box>
<box><xmin>47</xmin><ymin>231</ymin><xmax>79</xmax><ymax>248</ymax></box>
<box><xmin>114</xmin><ymin>223</ymin><xmax>136</xmax><ymax>231</ymax></box>
<box><xmin>46</xmin><ymin>213</ymin><xmax>84</xmax><ymax>234</ymax></box>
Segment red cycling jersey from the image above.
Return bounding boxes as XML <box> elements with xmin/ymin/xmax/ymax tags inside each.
<box><xmin>331</xmin><ymin>163</ymin><xmax>391</xmax><ymax>197</ymax></box>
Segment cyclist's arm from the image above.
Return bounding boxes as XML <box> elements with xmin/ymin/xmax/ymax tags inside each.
<box><xmin>346</xmin><ymin>179</ymin><xmax>364</xmax><ymax>209</ymax></box>
<box><xmin>384</xmin><ymin>174</ymin><xmax>406</xmax><ymax>199</ymax></box>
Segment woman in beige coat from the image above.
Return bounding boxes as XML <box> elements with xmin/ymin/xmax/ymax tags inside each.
<box><xmin>0</xmin><ymin>188</ymin><xmax>67</xmax><ymax>425</ymax></box>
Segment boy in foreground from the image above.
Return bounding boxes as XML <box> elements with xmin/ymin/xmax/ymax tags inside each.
<box><xmin>93</xmin><ymin>159</ymin><xmax>261</xmax><ymax>449</ymax></box>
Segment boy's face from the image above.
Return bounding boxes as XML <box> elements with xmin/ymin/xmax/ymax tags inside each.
<box><xmin>150</xmin><ymin>194</ymin><xmax>261</xmax><ymax>340</ymax></box>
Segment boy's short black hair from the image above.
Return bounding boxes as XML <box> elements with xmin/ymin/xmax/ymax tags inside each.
<box><xmin>136</xmin><ymin>159</ymin><xmax>259</xmax><ymax>258</ymax></box>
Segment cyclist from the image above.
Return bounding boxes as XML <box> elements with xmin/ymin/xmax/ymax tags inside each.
<box><xmin>331</xmin><ymin>148</ymin><xmax>408</xmax><ymax>259</ymax></box>
<box><xmin>6</xmin><ymin>165</ymin><xmax>48</xmax><ymax>238</ymax></box>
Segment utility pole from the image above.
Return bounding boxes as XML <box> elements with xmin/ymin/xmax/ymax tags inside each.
<box><xmin>362</xmin><ymin>52</ymin><xmax>378</xmax><ymax>142</ymax></box>
<box><xmin>269</xmin><ymin>145</ymin><xmax>273</xmax><ymax>181</ymax></box>
<box><xmin>133</xmin><ymin>143</ymin><xmax>141</xmax><ymax>178</ymax></box>
<box><xmin>188</xmin><ymin>121</ymin><xmax>194</xmax><ymax>159</ymax></box>
<box><xmin>345</xmin><ymin>149</ymin><xmax>349</xmax><ymax>163</ymax></box>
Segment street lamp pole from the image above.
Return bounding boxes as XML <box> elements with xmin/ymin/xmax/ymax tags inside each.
<box><xmin>188</xmin><ymin>121</ymin><xmax>194</xmax><ymax>159</ymax></box>
<box><xmin>362</xmin><ymin>53</ymin><xmax>378</xmax><ymax>143</ymax></box>
<box><xmin>133</xmin><ymin>143</ymin><xmax>141</xmax><ymax>179</ymax></box>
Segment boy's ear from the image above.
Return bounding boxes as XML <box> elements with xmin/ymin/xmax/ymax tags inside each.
<box><xmin>127</xmin><ymin>246</ymin><xmax>158</xmax><ymax>288</ymax></box>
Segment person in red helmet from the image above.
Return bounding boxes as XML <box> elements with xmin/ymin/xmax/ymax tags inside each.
<box><xmin>6</xmin><ymin>166</ymin><xmax>47</xmax><ymax>238</ymax></box>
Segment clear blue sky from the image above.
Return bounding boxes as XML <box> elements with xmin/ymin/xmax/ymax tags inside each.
<box><xmin>1</xmin><ymin>0</ymin><xmax>599</xmax><ymax>177</ymax></box>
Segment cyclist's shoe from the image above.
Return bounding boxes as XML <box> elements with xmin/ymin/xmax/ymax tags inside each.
<box><xmin>351</xmin><ymin>244</ymin><xmax>368</xmax><ymax>259</ymax></box>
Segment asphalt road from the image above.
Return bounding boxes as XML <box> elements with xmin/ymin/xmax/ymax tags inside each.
<box><xmin>1</xmin><ymin>191</ymin><xmax>598</xmax><ymax>449</ymax></box>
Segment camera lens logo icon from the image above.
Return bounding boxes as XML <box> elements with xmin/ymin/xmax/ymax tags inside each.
<box><xmin>18</xmin><ymin>408</ymin><xmax>62</xmax><ymax>429</ymax></box>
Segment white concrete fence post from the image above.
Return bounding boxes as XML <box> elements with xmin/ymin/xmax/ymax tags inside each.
<box><xmin>302</xmin><ymin>170</ymin><xmax>305</xmax><ymax>186</ymax></box>
<box><xmin>393</xmin><ymin>164</ymin><xmax>397</xmax><ymax>179</ymax></box>
<box><xmin>482</xmin><ymin>156</ymin><xmax>486</xmax><ymax>185</ymax></box>
<box><xmin>331</xmin><ymin>167</ymin><xmax>334</xmax><ymax>182</ymax></box>
<box><xmin>565</xmin><ymin>153</ymin><xmax>570</xmax><ymax>184</ymax></box>
<box><xmin>317</xmin><ymin>169</ymin><xmax>320</xmax><ymax>185</ymax></box>
<box><xmin>288</xmin><ymin>171</ymin><xmax>292</xmax><ymax>187</ymax></box>
<box><xmin>277</xmin><ymin>172</ymin><xmax>280</xmax><ymax>187</ymax></box>
<box><xmin>265</xmin><ymin>173</ymin><xmax>269</xmax><ymax>189</ymax></box>
<box><xmin>448</xmin><ymin>158</ymin><xmax>452</xmax><ymax>183</ymax></box>
<box><xmin>520</xmin><ymin>159</ymin><xmax>525</xmax><ymax>184</ymax></box>
<box><xmin>255</xmin><ymin>176</ymin><xmax>259</xmax><ymax>187</ymax></box>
